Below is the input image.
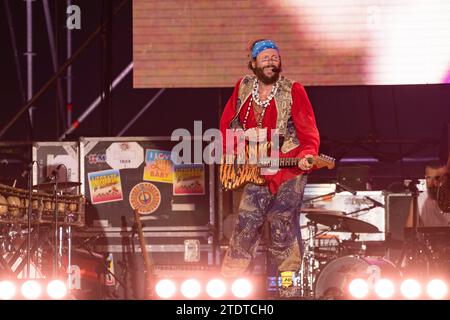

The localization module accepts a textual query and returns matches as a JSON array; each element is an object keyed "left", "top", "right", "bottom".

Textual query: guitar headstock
[{"left": 314, "top": 154, "right": 335, "bottom": 169}]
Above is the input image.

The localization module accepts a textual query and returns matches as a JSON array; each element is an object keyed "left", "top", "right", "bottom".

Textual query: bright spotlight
[
  {"left": 0, "top": 281, "right": 17, "bottom": 300},
  {"left": 180, "top": 279, "right": 201, "bottom": 299},
  {"left": 21, "top": 280, "right": 42, "bottom": 300},
  {"left": 47, "top": 280, "right": 68, "bottom": 299},
  {"left": 206, "top": 279, "right": 226, "bottom": 298},
  {"left": 374, "top": 279, "right": 395, "bottom": 299},
  {"left": 348, "top": 278, "right": 369, "bottom": 299},
  {"left": 400, "top": 279, "right": 421, "bottom": 299},
  {"left": 231, "top": 278, "right": 252, "bottom": 298},
  {"left": 426, "top": 279, "right": 448, "bottom": 300},
  {"left": 155, "top": 279, "right": 177, "bottom": 299}
]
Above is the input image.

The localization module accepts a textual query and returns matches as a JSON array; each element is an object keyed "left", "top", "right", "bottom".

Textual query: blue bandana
[{"left": 251, "top": 40, "right": 279, "bottom": 59}]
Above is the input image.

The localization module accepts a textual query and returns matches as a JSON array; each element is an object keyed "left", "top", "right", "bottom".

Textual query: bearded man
[
  {"left": 406, "top": 161, "right": 450, "bottom": 227},
  {"left": 219, "top": 39, "right": 320, "bottom": 297}
]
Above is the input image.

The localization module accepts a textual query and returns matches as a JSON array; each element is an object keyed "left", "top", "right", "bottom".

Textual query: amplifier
[{"left": 384, "top": 192, "right": 411, "bottom": 262}]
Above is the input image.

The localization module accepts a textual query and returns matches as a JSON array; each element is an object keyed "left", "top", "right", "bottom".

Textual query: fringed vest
[{"left": 229, "top": 75, "right": 300, "bottom": 153}]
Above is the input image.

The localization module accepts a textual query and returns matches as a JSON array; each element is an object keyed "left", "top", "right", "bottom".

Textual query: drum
[
  {"left": 0, "top": 183, "right": 85, "bottom": 227},
  {"left": 314, "top": 255, "right": 400, "bottom": 299},
  {"left": 38, "top": 192, "right": 85, "bottom": 227}
]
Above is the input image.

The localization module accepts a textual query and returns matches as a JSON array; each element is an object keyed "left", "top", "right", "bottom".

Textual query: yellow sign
[{"left": 281, "top": 271, "right": 294, "bottom": 288}]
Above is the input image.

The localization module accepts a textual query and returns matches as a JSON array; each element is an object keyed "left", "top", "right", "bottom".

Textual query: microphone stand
[
  {"left": 302, "top": 191, "right": 336, "bottom": 205},
  {"left": 49, "top": 164, "right": 69, "bottom": 279},
  {"left": 303, "top": 181, "right": 357, "bottom": 206},
  {"left": 343, "top": 204, "right": 379, "bottom": 218},
  {"left": 396, "top": 179, "right": 431, "bottom": 275},
  {"left": 50, "top": 172, "right": 59, "bottom": 277},
  {"left": 24, "top": 161, "right": 36, "bottom": 279}
]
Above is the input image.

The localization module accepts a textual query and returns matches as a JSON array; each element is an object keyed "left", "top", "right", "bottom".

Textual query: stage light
[
  {"left": 0, "top": 280, "right": 17, "bottom": 300},
  {"left": 348, "top": 278, "right": 369, "bottom": 299},
  {"left": 47, "top": 280, "right": 68, "bottom": 299},
  {"left": 374, "top": 279, "right": 395, "bottom": 299},
  {"left": 400, "top": 279, "right": 421, "bottom": 299},
  {"left": 206, "top": 279, "right": 226, "bottom": 298},
  {"left": 155, "top": 279, "right": 176, "bottom": 299},
  {"left": 231, "top": 278, "right": 252, "bottom": 298},
  {"left": 426, "top": 279, "right": 448, "bottom": 300},
  {"left": 180, "top": 279, "right": 201, "bottom": 299},
  {"left": 21, "top": 280, "right": 42, "bottom": 300}
]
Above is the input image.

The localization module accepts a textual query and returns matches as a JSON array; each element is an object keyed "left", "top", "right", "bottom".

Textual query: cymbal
[
  {"left": 32, "top": 181, "right": 81, "bottom": 191},
  {"left": 306, "top": 212, "right": 380, "bottom": 234}
]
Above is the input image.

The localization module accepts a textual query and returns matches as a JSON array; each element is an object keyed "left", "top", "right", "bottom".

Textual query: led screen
[{"left": 133, "top": 0, "right": 450, "bottom": 87}]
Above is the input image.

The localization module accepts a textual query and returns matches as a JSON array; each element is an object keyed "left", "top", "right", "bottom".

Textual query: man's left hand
[{"left": 298, "top": 154, "right": 314, "bottom": 170}]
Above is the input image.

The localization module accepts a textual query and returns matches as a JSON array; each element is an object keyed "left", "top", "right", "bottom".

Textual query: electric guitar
[
  {"left": 133, "top": 209, "right": 156, "bottom": 298},
  {"left": 220, "top": 151, "right": 335, "bottom": 191}
]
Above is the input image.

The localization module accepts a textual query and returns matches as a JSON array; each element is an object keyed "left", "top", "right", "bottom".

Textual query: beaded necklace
[{"left": 242, "top": 79, "right": 279, "bottom": 129}]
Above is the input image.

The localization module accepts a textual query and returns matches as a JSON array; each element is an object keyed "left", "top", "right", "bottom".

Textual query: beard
[
  {"left": 427, "top": 186, "right": 438, "bottom": 200},
  {"left": 253, "top": 63, "right": 282, "bottom": 84}
]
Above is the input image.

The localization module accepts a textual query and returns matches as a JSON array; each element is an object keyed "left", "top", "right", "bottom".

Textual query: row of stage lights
[
  {"left": 348, "top": 278, "right": 448, "bottom": 300},
  {"left": 158, "top": 277, "right": 449, "bottom": 300},
  {"left": 155, "top": 278, "right": 254, "bottom": 299},
  {"left": 0, "top": 279, "right": 67, "bottom": 300},
  {"left": 1, "top": 277, "right": 447, "bottom": 300},
  {"left": 0, "top": 277, "right": 256, "bottom": 300}
]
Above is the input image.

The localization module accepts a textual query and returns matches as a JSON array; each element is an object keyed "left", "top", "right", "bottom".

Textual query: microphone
[
  {"left": 271, "top": 66, "right": 281, "bottom": 73},
  {"left": 364, "top": 196, "right": 385, "bottom": 208},
  {"left": 334, "top": 181, "right": 357, "bottom": 195},
  {"left": 21, "top": 160, "right": 36, "bottom": 178}
]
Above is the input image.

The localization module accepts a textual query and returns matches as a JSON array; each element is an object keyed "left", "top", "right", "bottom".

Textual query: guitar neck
[
  {"left": 258, "top": 157, "right": 305, "bottom": 168},
  {"left": 277, "top": 158, "right": 301, "bottom": 167},
  {"left": 270, "top": 158, "right": 301, "bottom": 168}
]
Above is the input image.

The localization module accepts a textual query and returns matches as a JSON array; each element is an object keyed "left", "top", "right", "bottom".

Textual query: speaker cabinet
[{"left": 385, "top": 192, "right": 411, "bottom": 262}]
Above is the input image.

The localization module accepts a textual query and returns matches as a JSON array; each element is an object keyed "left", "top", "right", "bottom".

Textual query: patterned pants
[{"left": 221, "top": 174, "right": 307, "bottom": 277}]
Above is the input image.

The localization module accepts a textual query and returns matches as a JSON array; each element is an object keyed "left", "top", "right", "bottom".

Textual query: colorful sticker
[
  {"left": 87, "top": 153, "right": 107, "bottom": 165},
  {"left": 281, "top": 271, "right": 294, "bottom": 288},
  {"left": 129, "top": 182, "right": 161, "bottom": 215},
  {"left": 173, "top": 164, "right": 205, "bottom": 195},
  {"left": 143, "top": 149, "right": 174, "bottom": 183},
  {"left": 184, "top": 239, "right": 200, "bottom": 262},
  {"left": 104, "top": 253, "right": 116, "bottom": 286},
  {"left": 106, "top": 142, "right": 144, "bottom": 169},
  {"left": 88, "top": 169, "right": 123, "bottom": 204}
]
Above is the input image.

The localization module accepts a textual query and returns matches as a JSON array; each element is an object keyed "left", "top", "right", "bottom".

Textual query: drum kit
[
  {"left": 296, "top": 205, "right": 450, "bottom": 299},
  {"left": 0, "top": 165, "right": 85, "bottom": 283},
  {"left": 298, "top": 207, "right": 389, "bottom": 299}
]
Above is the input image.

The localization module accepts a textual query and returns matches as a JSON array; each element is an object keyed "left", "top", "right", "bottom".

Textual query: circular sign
[{"left": 129, "top": 182, "right": 161, "bottom": 215}]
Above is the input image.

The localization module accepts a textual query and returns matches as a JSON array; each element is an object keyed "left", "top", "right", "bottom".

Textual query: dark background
[{"left": 1, "top": 0, "right": 449, "bottom": 189}]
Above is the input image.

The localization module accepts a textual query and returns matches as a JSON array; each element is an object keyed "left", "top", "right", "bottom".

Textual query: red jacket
[{"left": 220, "top": 78, "right": 320, "bottom": 194}]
